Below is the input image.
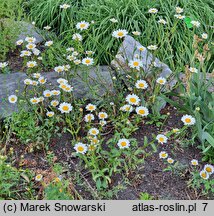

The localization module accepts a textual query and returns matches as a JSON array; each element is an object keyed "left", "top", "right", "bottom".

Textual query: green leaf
[
  {"left": 184, "top": 17, "right": 193, "bottom": 28},
  {"left": 202, "top": 132, "right": 214, "bottom": 149}
]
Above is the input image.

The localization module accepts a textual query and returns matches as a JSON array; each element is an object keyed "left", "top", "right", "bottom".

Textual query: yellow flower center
[
  {"left": 46, "top": 93, "right": 51, "bottom": 97},
  {"left": 85, "top": 59, "right": 91, "bottom": 64},
  {"left": 32, "top": 99, "right": 37, "bottom": 103},
  {"left": 161, "top": 153, "right": 166, "bottom": 157},
  {"left": 80, "top": 23, "right": 86, "bottom": 28},
  {"left": 159, "top": 80, "right": 164, "bottom": 84},
  {"left": 100, "top": 114, "right": 105, "bottom": 118},
  {"left": 133, "top": 61, "right": 139, "bottom": 67},
  {"left": 91, "top": 130, "right": 97, "bottom": 135},
  {"left": 185, "top": 118, "right": 191, "bottom": 123},
  {"left": 117, "top": 32, "right": 124, "bottom": 37},
  {"left": 88, "top": 105, "right": 94, "bottom": 110},
  {"left": 77, "top": 146, "right": 84, "bottom": 152},
  {"left": 205, "top": 167, "right": 212, "bottom": 173},
  {"left": 201, "top": 172, "right": 207, "bottom": 179},
  {"left": 139, "top": 109, "right": 145, "bottom": 115},
  {"left": 11, "top": 98, "right": 15, "bottom": 101},
  {"left": 130, "top": 98, "right": 137, "bottom": 103},
  {"left": 138, "top": 83, "right": 145, "bottom": 88},
  {"left": 62, "top": 106, "right": 69, "bottom": 111},
  {"left": 121, "top": 141, "right": 127, "bottom": 147},
  {"left": 159, "top": 137, "right": 164, "bottom": 142}
]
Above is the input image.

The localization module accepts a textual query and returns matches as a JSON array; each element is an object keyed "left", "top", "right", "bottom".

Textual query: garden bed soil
[{"left": 5, "top": 105, "right": 213, "bottom": 200}]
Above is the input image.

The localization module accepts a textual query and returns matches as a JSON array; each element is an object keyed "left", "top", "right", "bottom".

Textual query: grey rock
[
  {"left": 0, "top": 66, "right": 114, "bottom": 118},
  {"left": 16, "top": 21, "right": 44, "bottom": 44},
  {"left": 111, "top": 35, "right": 173, "bottom": 84}
]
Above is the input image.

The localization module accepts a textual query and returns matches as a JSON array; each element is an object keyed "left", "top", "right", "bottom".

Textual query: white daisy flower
[
  {"left": 137, "top": 46, "right": 146, "bottom": 52},
  {"left": 174, "top": 14, "right": 185, "bottom": 19},
  {"left": 74, "top": 59, "right": 81, "bottom": 65},
  {"left": 16, "top": 39, "right": 23, "bottom": 46},
  {"left": 60, "top": 4, "right": 70, "bottom": 9},
  {"left": 57, "top": 78, "right": 68, "bottom": 84},
  {"left": 204, "top": 164, "right": 214, "bottom": 174},
  {"left": 110, "top": 18, "right": 118, "bottom": 23},
  {"left": 44, "top": 25, "right": 51, "bottom": 30},
  {"left": 32, "top": 81, "right": 38, "bottom": 86},
  {"left": 147, "top": 45, "right": 158, "bottom": 50},
  {"left": 191, "top": 21, "right": 200, "bottom": 28},
  {"left": 189, "top": 67, "right": 198, "bottom": 73},
  {"left": 66, "top": 47, "right": 74, "bottom": 52},
  {"left": 191, "top": 159, "right": 198, "bottom": 166},
  {"left": 30, "top": 97, "right": 40, "bottom": 104},
  {"left": 32, "top": 48, "right": 40, "bottom": 56},
  {"left": 38, "top": 77, "right": 47, "bottom": 84},
  {"left": 0, "top": 62, "right": 8, "bottom": 68},
  {"left": 159, "top": 151, "right": 168, "bottom": 159},
  {"left": 132, "top": 31, "right": 141, "bottom": 36},
  {"left": 46, "top": 111, "right": 54, "bottom": 117},
  {"left": 51, "top": 100, "right": 59, "bottom": 107},
  {"left": 167, "top": 158, "right": 174, "bottom": 164},
  {"left": 58, "top": 102, "right": 73, "bottom": 113},
  {"left": 100, "top": 120, "right": 107, "bottom": 126},
  {"left": 175, "top": 7, "right": 183, "bottom": 13},
  {"left": 8, "top": 95, "right": 17, "bottom": 104},
  {"left": 24, "top": 78, "right": 33, "bottom": 85},
  {"left": 156, "top": 134, "right": 168, "bottom": 144},
  {"left": 51, "top": 90, "right": 60, "bottom": 96},
  {"left": 135, "top": 80, "right": 148, "bottom": 89},
  {"left": 88, "top": 128, "right": 99, "bottom": 136},
  {"left": 43, "top": 90, "right": 52, "bottom": 97},
  {"left": 201, "top": 33, "right": 208, "bottom": 39},
  {"left": 84, "top": 114, "right": 95, "bottom": 122},
  {"left": 63, "top": 84, "right": 73, "bottom": 92},
  {"left": 148, "top": 8, "right": 158, "bottom": 14},
  {"left": 25, "top": 37, "right": 36, "bottom": 43},
  {"left": 76, "top": 21, "right": 90, "bottom": 31},
  {"left": 98, "top": 112, "right": 108, "bottom": 119},
  {"left": 120, "top": 104, "right": 133, "bottom": 112},
  {"left": 35, "top": 174, "right": 43, "bottom": 182},
  {"left": 200, "top": 170, "right": 209, "bottom": 180},
  {"left": 27, "top": 61, "right": 37, "bottom": 68},
  {"left": 181, "top": 115, "right": 196, "bottom": 126},
  {"left": 72, "top": 33, "right": 83, "bottom": 41},
  {"left": 54, "top": 66, "right": 64, "bottom": 73},
  {"left": 136, "top": 106, "right": 149, "bottom": 117},
  {"left": 112, "top": 29, "right": 128, "bottom": 38},
  {"left": 82, "top": 57, "right": 94, "bottom": 66},
  {"left": 117, "top": 138, "right": 130, "bottom": 149},
  {"left": 85, "top": 103, "right": 97, "bottom": 112},
  {"left": 128, "top": 59, "right": 143, "bottom": 70},
  {"left": 86, "top": 50, "right": 95, "bottom": 55},
  {"left": 20, "top": 50, "right": 32, "bottom": 57},
  {"left": 74, "top": 142, "right": 88, "bottom": 154},
  {"left": 156, "top": 77, "right": 166, "bottom": 85},
  {"left": 126, "top": 94, "right": 140, "bottom": 105},
  {"left": 45, "top": 41, "right": 53, "bottom": 47},
  {"left": 158, "top": 19, "right": 167, "bottom": 25},
  {"left": 26, "top": 43, "right": 36, "bottom": 50}
]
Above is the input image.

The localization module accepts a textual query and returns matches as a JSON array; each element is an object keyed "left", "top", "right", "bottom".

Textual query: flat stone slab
[
  {"left": 0, "top": 66, "right": 114, "bottom": 118},
  {"left": 16, "top": 21, "right": 44, "bottom": 44}
]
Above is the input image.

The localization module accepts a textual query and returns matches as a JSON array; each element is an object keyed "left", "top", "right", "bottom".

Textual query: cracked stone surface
[{"left": 0, "top": 66, "right": 114, "bottom": 118}]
